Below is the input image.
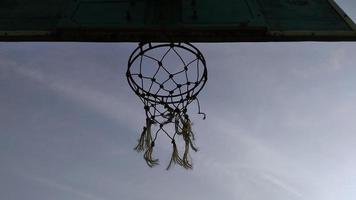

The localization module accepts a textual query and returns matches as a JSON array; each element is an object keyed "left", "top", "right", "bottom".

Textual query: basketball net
[{"left": 126, "top": 42, "right": 207, "bottom": 169}]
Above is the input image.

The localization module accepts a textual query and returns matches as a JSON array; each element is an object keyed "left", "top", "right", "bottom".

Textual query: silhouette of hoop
[{"left": 126, "top": 42, "right": 208, "bottom": 169}]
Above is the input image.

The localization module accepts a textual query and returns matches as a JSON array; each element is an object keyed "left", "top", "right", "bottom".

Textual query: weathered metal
[{"left": 1, "top": 0, "right": 355, "bottom": 42}]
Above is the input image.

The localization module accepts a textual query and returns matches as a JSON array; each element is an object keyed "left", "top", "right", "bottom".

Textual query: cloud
[
  {"left": 330, "top": 47, "right": 347, "bottom": 71},
  {"left": 260, "top": 173, "right": 304, "bottom": 199},
  {"left": 16, "top": 172, "right": 109, "bottom": 200},
  {"left": 6, "top": 64, "right": 142, "bottom": 129},
  {"left": 194, "top": 115, "right": 312, "bottom": 199},
  {"left": 2, "top": 42, "right": 356, "bottom": 200}
]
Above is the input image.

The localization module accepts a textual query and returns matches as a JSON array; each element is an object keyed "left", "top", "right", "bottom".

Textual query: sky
[{"left": 1, "top": 1, "right": 356, "bottom": 200}]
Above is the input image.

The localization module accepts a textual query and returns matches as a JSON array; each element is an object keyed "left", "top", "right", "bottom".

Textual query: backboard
[{"left": 1, "top": 0, "right": 356, "bottom": 42}]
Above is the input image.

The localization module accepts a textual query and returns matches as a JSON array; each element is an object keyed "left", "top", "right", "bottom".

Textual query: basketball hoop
[{"left": 126, "top": 42, "right": 208, "bottom": 169}]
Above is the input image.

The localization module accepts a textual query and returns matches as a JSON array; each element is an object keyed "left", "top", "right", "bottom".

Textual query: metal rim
[{"left": 126, "top": 42, "right": 207, "bottom": 104}]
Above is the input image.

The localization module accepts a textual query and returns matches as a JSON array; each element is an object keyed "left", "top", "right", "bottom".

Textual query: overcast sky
[{"left": 1, "top": 1, "right": 356, "bottom": 200}]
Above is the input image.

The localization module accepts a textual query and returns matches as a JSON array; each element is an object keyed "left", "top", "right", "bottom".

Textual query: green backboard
[{"left": 1, "top": 0, "right": 355, "bottom": 42}]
